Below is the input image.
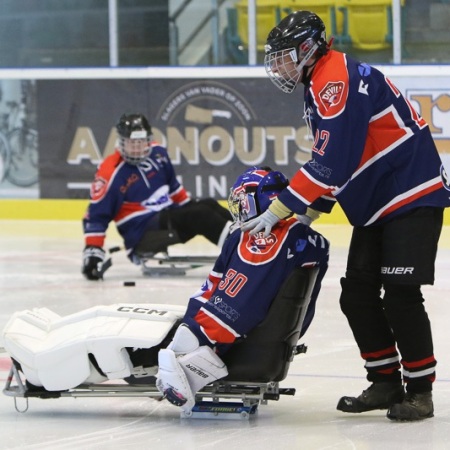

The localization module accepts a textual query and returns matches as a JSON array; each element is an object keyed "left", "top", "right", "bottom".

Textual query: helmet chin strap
[
  {"left": 294, "top": 42, "right": 319, "bottom": 85},
  {"left": 300, "top": 38, "right": 332, "bottom": 84}
]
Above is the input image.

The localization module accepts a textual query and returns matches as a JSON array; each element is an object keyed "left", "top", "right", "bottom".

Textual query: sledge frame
[
  {"left": 3, "top": 362, "right": 296, "bottom": 420},
  {"left": 139, "top": 252, "right": 217, "bottom": 277},
  {"left": 107, "top": 239, "right": 218, "bottom": 277},
  {"left": 2, "top": 265, "right": 318, "bottom": 419}
]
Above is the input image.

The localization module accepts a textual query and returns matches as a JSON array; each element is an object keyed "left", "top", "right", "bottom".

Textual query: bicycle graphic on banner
[{"left": 0, "top": 81, "right": 38, "bottom": 188}]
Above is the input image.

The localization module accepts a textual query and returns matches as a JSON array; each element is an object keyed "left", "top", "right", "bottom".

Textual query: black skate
[
  {"left": 387, "top": 392, "right": 434, "bottom": 421},
  {"left": 337, "top": 382, "right": 405, "bottom": 413}
]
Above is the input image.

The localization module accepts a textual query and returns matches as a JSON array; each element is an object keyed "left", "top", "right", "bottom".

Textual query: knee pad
[
  {"left": 383, "top": 283, "right": 423, "bottom": 300},
  {"left": 134, "top": 229, "right": 181, "bottom": 256},
  {"left": 383, "top": 283, "right": 424, "bottom": 312},
  {"left": 339, "top": 276, "right": 382, "bottom": 315},
  {"left": 168, "top": 324, "right": 200, "bottom": 355}
]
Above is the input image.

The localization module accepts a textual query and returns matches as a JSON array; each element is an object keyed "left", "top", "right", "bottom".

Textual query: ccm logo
[
  {"left": 381, "top": 267, "right": 414, "bottom": 275},
  {"left": 117, "top": 306, "right": 167, "bottom": 315}
]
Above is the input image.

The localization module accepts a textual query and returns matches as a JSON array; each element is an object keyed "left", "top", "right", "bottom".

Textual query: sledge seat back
[{"left": 222, "top": 266, "right": 319, "bottom": 382}]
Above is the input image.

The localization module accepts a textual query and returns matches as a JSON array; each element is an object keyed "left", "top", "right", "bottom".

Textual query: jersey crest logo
[
  {"left": 91, "top": 177, "right": 107, "bottom": 201},
  {"left": 319, "top": 81, "right": 345, "bottom": 110},
  {"left": 238, "top": 225, "right": 291, "bottom": 265},
  {"left": 237, "top": 231, "right": 279, "bottom": 264},
  {"left": 247, "top": 232, "right": 277, "bottom": 254}
]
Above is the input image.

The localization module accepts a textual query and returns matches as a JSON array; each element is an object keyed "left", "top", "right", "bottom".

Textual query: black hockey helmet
[
  {"left": 115, "top": 113, "right": 152, "bottom": 164},
  {"left": 264, "top": 11, "right": 329, "bottom": 93},
  {"left": 116, "top": 113, "right": 152, "bottom": 139},
  {"left": 265, "top": 10, "right": 328, "bottom": 55}
]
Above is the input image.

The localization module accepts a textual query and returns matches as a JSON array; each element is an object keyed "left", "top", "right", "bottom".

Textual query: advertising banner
[
  {"left": 1, "top": 71, "right": 449, "bottom": 201},
  {"left": 37, "top": 78, "right": 312, "bottom": 200}
]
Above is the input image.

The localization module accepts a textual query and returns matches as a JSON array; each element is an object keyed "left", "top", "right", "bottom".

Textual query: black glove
[{"left": 82, "top": 246, "right": 106, "bottom": 280}]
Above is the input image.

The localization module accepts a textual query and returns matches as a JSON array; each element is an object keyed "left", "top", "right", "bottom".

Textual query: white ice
[{"left": 1, "top": 220, "right": 450, "bottom": 450}]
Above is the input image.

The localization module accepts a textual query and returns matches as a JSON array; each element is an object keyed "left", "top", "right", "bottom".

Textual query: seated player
[
  {"left": 82, "top": 113, "right": 232, "bottom": 280},
  {"left": 156, "top": 166, "right": 330, "bottom": 412}
]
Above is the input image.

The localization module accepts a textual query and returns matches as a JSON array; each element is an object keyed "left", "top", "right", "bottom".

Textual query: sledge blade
[{"left": 181, "top": 401, "right": 258, "bottom": 420}]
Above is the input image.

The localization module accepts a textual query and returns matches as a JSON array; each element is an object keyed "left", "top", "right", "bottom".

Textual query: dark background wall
[{"left": 0, "top": 0, "right": 170, "bottom": 67}]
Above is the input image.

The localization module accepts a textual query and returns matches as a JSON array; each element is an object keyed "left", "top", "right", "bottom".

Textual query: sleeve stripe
[
  {"left": 195, "top": 308, "right": 240, "bottom": 344},
  {"left": 289, "top": 168, "right": 334, "bottom": 203}
]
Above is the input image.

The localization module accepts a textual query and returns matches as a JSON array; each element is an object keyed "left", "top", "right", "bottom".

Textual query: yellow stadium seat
[
  {"left": 235, "top": 0, "right": 281, "bottom": 51},
  {"left": 234, "top": 0, "right": 338, "bottom": 51},
  {"left": 279, "top": 0, "right": 339, "bottom": 38},
  {"left": 338, "top": 0, "right": 404, "bottom": 50}
]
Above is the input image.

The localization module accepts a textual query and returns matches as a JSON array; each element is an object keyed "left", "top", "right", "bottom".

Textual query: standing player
[
  {"left": 242, "top": 11, "right": 450, "bottom": 420},
  {"left": 82, "top": 113, "right": 232, "bottom": 280},
  {"left": 156, "top": 166, "right": 329, "bottom": 412}
]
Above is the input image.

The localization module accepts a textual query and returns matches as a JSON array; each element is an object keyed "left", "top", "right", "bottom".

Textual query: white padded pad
[{"left": 2, "top": 303, "right": 185, "bottom": 391}]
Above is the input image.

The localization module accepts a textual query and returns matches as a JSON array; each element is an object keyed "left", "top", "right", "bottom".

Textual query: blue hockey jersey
[
  {"left": 277, "top": 50, "right": 450, "bottom": 226},
  {"left": 83, "top": 145, "right": 190, "bottom": 252},
  {"left": 182, "top": 218, "right": 329, "bottom": 350}
]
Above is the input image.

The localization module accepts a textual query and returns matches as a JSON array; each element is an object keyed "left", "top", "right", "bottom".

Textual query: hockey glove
[
  {"left": 241, "top": 198, "right": 292, "bottom": 237},
  {"left": 82, "top": 246, "right": 106, "bottom": 280},
  {"left": 240, "top": 209, "right": 280, "bottom": 237}
]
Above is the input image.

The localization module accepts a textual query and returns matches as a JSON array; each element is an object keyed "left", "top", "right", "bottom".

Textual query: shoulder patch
[
  {"left": 311, "top": 51, "right": 349, "bottom": 119},
  {"left": 90, "top": 177, "right": 108, "bottom": 201},
  {"left": 319, "top": 81, "right": 345, "bottom": 111}
]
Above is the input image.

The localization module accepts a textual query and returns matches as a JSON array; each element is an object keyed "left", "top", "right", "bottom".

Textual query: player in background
[
  {"left": 156, "top": 166, "right": 329, "bottom": 412},
  {"left": 242, "top": 11, "right": 450, "bottom": 421},
  {"left": 82, "top": 113, "right": 232, "bottom": 280}
]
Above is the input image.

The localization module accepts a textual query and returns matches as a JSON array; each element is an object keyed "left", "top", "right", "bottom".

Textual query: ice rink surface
[{"left": 1, "top": 220, "right": 450, "bottom": 450}]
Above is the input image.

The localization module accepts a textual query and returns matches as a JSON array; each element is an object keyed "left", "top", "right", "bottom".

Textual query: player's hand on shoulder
[{"left": 240, "top": 209, "right": 280, "bottom": 237}]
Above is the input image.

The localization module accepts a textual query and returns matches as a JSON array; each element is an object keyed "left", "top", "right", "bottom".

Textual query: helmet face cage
[
  {"left": 116, "top": 114, "right": 153, "bottom": 165},
  {"left": 228, "top": 168, "right": 289, "bottom": 225},
  {"left": 264, "top": 47, "right": 299, "bottom": 94},
  {"left": 228, "top": 183, "right": 259, "bottom": 224},
  {"left": 119, "top": 133, "right": 152, "bottom": 165},
  {"left": 265, "top": 38, "right": 320, "bottom": 94}
]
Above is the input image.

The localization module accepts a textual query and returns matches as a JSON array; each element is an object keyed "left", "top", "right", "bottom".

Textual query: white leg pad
[
  {"left": 157, "top": 346, "right": 228, "bottom": 413},
  {"left": 178, "top": 346, "right": 228, "bottom": 394},
  {"left": 157, "top": 348, "right": 195, "bottom": 411}
]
